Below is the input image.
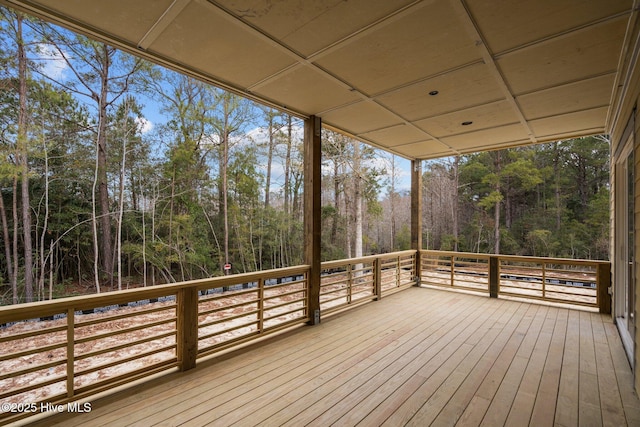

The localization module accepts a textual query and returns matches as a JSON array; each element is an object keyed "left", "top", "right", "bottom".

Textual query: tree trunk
[
  {"left": 38, "top": 125, "right": 50, "bottom": 300},
  {"left": 265, "top": 111, "right": 274, "bottom": 209},
  {"left": 12, "top": 176, "right": 19, "bottom": 300},
  {"left": 16, "top": 14, "right": 34, "bottom": 302},
  {"left": 353, "top": 141, "right": 363, "bottom": 259},
  {"left": 0, "top": 189, "right": 15, "bottom": 303},
  {"left": 140, "top": 173, "right": 147, "bottom": 287},
  {"left": 390, "top": 156, "right": 396, "bottom": 250},
  {"left": 284, "top": 115, "right": 292, "bottom": 216},
  {"left": 97, "top": 45, "right": 114, "bottom": 285},
  {"left": 116, "top": 106, "right": 127, "bottom": 290},
  {"left": 91, "top": 124, "right": 102, "bottom": 294},
  {"left": 331, "top": 159, "right": 340, "bottom": 246}
]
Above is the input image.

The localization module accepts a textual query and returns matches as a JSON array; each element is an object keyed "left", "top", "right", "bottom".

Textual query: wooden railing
[
  {"left": 0, "top": 249, "right": 610, "bottom": 424},
  {"left": 420, "top": 250, "right": 611, "bottom": 312},
  {"left": 0, "top": 266, "right": 309, "bottom": 424},
  {"left": 319, "top": 250, "right": 417, "bottom": 315}
]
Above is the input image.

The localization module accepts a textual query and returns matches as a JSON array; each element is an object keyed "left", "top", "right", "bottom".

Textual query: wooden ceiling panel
[
  {"left": 517, "top": 74, "right": 615, "bottom": 120},
  {"left": 150, "top": 1, "right": 297, "bottom": 88},
  {"left": 466, "top": 0, "right": 631, "bottom": 54},
  {"left": 253, "top": 65, "right": 360, "bottom": 116},
  {"left": 320, "top": 101, "right": 403, "bottom": 135},
  {"left": 529, "top": 106, "right": 609, "bottom": 139},
  {"left": 376, "top": 63, "right": 505, "bottom": 122},
  {"left": 389, "top": 140, "right": 454, "bottom": 160},
  {"left": 32, "top": 0, "right": 174, "bottom": 43},
  {"left": 415, "top": 100, "right": 520, "bottom": 138},
  {"left": 214, "top": 0, "right": 417, "bottom": 57},
  {"left": 360, "top": 124, "right": 433, "bottom": 148},
  {"left": 497, "top": 18, "right": 626, "bottom": 95},
  {"left": 315, "top": 1, "right": 481, "bottom": 95},
  {"left": 441, "top": 124, "right": 530, "bottom": 151}
]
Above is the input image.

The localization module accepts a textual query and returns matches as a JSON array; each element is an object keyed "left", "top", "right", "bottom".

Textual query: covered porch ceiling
[{"left": 1, "top": 0, "right": 635, "bottom": 160}]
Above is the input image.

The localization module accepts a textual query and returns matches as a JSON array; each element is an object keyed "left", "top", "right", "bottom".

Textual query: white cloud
[
  {"left": 35, "top": 44, "right": 68, "bottom": 80},
  {"left": 135, "top": 117, "right": 153, "bottom": 134}
]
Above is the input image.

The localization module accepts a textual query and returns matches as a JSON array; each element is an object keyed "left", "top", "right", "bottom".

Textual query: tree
[
  {"left": 141, "top": 68, "right": 217, "bottom": 282},
  {"left": 0, "top": 10, "right": 36, "bottom": 302},
  {"left": 39, "top": 25, "right": 143, "bottom": 290},
  {"left": 260, "top": 107, "right": 285, "bottom": 210},
  {"left": 212, "top": 91, "right": 254, "bottom": 274},
  {"left": 321, "top": 130, "right": 385, "bottom": 260}
]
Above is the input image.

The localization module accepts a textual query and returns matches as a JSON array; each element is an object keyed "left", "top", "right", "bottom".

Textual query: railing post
[
  {"left": 347, "top": 263, "right": 352, "bottom": 304},
  {"left": 374, "top": 257, "right": 382, "bottom": 300},
  {"left": 258, "top": 278, "right": 265, "bottom": 333},
  {"left": 177, "top": 287, "right": 198, "bottom": 371},
  {"left": 489, "top": 256, "right": 499, "bottom": 298},
  {"left": 414, "top": 250, "right": 421, "bottom": 286},
  {"left": 542, "top": 263, "right": 546, "bottom": 300},
  {"left": 450, "top": 256, "right": 455, "bottom": 287},
  {"left": 597, "top": 262, "right": 612, "bottom": 314},
  {"left": 67, "top": 307, "right": 75, "bottom": 398}
]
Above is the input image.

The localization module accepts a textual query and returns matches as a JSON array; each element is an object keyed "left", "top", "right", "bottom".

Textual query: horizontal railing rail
[
  {"left": 320, "top": 250, "right": 417, "bottom": 314},
  {"left": 420, "top": 250, "right": 491, "bottom": 294},
  {"left": 0, "top": 265, "right": 310, "bottom": 424},
  {"left": 420, "top": 250, "right": 611, "bottom": 312}
]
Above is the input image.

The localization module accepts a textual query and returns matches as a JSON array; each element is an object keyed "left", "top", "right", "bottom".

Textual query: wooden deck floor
[{"left": 25, "top": 287, "right": 640, "bottom": 427}]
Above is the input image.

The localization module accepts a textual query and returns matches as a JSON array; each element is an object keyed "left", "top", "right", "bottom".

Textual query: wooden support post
[
  {"left": 489, "top": 256, "right": 499, "bottom": 298},
  {"left": 542, "top": 263, "right": 546, "bottom": 299},
  {"left": 347, "top": 263, "right": 352, "bottom": 304},
  {"left": 374, "top": 257, "right": 382, "bottom": 300},
  {"left": 450, "top": 256, "right": 455, "bottom": 287},
  {"left": 258, "top": 278, "right": 265, "bottom": 333},
  {"left": 597, "top": 262, "right": 612, "bottom": 314},
  {"left": 177, "top": 287, "right": 198, "bottom": 371},
  {"left": 67, "top": 307, "right": 75, "bottom": 398},
  {"left": 411, "top": 160, "right": 422, "bottom": 285},
  {"left": 305, "top": 115, "right": 322, "bottom": 325}
]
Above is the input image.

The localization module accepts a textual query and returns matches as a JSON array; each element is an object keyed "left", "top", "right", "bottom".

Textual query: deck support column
[
  {"left": 597, "top": 262, "right": 612, "bottom": 314},
  {"left": 489, "top": 256, "right": 499, "bottom": 298},
  {"left": 411, "top": 160, "right": 422, "bottom": 285},
  {"left": 177, "top": 287, "right": 198, "bottom": 371},
  {"left": 305, "top": 115, "right": 322, "bottom": 325}
]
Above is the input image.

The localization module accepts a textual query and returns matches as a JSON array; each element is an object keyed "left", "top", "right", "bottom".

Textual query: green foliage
[
  {"left": 479, "top": 190, "right": 503, "bottom": 210},
  {"left": 445, "top": 137, "right": 610, "bottom": 258},
  {"left": 396, "top": 224, "right": 411, "bottom": 251}
]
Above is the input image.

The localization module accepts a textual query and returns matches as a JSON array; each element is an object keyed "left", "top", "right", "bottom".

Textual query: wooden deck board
[
  {"left": 24, "top": 287, "right": 640, "bottom": 427},
  {"left": 529, "top": 308, "right": 567, "bottom": 426}
]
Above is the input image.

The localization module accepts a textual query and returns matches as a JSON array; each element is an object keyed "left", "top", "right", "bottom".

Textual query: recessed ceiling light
[
  {"left": 462, "top": 121, "right": 473, "bottom": 126},
  {"left": 429, "top": 90, "right": 439, "bottom": 96}
]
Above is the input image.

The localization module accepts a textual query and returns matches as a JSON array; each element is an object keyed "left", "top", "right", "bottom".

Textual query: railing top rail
[
  {"left": 321, "top": 250, "right": 417, "bottom": 269},
  {"left": 0, "top": 265, "right": 311, "bottom": 324},
  {"left": 420, "top": 249, "right": 609, "bottom": 266},
  {"left": 421, "top": 250, "right": 491, "bottom": 260}
]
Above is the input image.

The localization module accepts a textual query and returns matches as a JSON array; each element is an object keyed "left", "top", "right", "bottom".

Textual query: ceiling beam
[
  {"left": 452, "top": 0, "right": 537, "bottom": 144},
  {"left": 137, "top": 0, "right": 192, "bottom": 50}
]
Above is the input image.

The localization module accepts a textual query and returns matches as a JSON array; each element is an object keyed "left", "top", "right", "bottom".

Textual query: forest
[{"left": 0, "top": 7, "right": 610, "bottom": 305}]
